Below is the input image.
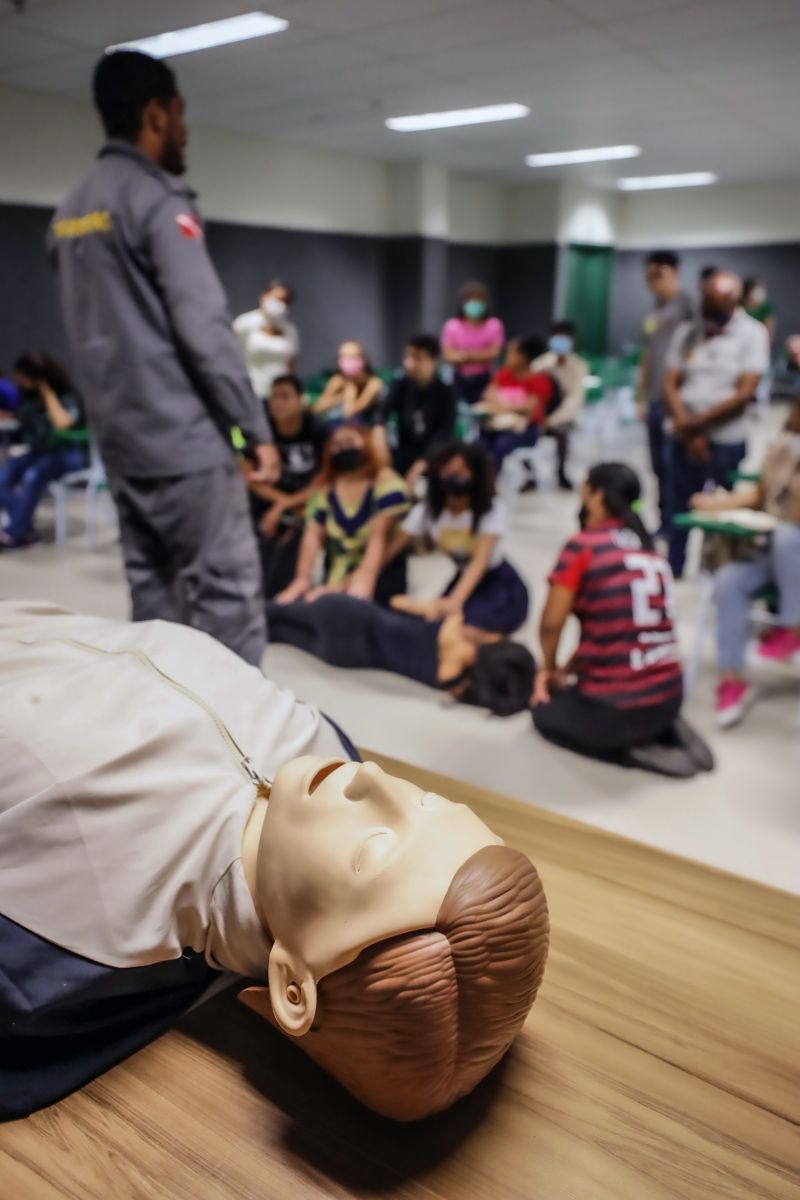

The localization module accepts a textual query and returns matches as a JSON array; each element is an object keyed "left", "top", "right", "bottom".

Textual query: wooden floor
[{"left": 2, "top": 751, "right": 799, "bottom": 1199}]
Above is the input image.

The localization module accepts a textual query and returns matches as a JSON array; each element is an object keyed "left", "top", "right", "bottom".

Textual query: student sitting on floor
[
  {"left": 531, "top": 462, "right": 712, "bottom": 777},
  {"left": 314, "top": 340, "right": 385, "bottom": 426},
  {"left": 245, "top": 374, "right": 328, "bottom": 598},
  {"left": 386, "top": 441, "right": 529, "bottom": 635},
  {"left": 380, "top": 333, "right": 457, "bottom": 485},
  {"left": 275, "top": 421, "right": 410, "bottom": 606},
  {"left": 691, "top": 395, "right": 800, "bottom": 728},
  {"left": 478, "top": 336, "right": 560, "bottom": 479},
  {"left": 0, "top": 352, "right": 86, "bottom": 549},
  {"left": 267, "top": 593, "right": 535, "bottom": 716}
]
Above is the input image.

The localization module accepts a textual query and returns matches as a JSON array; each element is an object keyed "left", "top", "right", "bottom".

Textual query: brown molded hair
[{"left": 290, "top": 845, "right": 549, "bottom": 1121}]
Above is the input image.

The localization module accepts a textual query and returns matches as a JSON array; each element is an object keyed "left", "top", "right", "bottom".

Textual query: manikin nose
[{"left": 344, "top": 762, "right": 408, "bottom": 816}]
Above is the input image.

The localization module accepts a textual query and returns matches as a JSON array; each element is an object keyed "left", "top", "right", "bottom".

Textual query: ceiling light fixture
[
  {"left": 386, "top": 102, "right": 530, "bottom": 132},
  {"left": 107, "top": 12, "right": 289, "bottom": 59},
  {"left": 526, "top": 145, "right": 641, "bottom": 167},
  {"left": 617, "top": 172, "right": 717, "bottom": 191}
]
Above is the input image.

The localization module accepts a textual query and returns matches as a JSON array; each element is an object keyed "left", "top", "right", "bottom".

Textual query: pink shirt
[{"left": 441, "top": 316, "right": 505, "bottom": 376}]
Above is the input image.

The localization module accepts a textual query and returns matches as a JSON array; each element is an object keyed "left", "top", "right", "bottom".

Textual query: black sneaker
[{"left": 519, "top": 477, "right": 538, "bottom": 493}]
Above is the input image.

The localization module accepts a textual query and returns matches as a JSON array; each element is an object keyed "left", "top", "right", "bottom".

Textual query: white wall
[
  {"left": 500, "top": 182, "right": 560, "bottom": 244},
  {"left": 617, "top": 180, "right": 800, "bottom": 249},
  {"left": 556, "top": 182, "right": 619, "bottom": 247},
  {"left": 0, "top": 83, "right": 392, "bottom": 236}
]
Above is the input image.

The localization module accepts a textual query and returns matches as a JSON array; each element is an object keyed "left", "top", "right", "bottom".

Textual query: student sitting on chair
[
  {"left": 531, "top": 462, "right": 712, "bottom": 777},
  {"left": 477, "top": 337, "right": 560, "bottom": 479},
  {"left": 314, "top": 340, "right": 385, "bottom": 427},
  {"left": 386, "top": 441, "right": 528, "bottom": 636},
  {"left": 691, "top": 395, "right": 800, "bottom": 727},
  {"left": 380, "top": 333, "right": 457, "bottom": 485},
  {"left": 245, "top": 374, "right": 328, "bottom": 598},
  {"left": 268, "top": 593, "right": 535, "bottom": 716},
  {"left": 531, "top": 320, "right": 588, "bottom": 491},
  {"left": 275, "top": 421, "right": 410, "bottom": 607},
  {"left": 0, "top": 352, "right": 86, "bottom": 549}
]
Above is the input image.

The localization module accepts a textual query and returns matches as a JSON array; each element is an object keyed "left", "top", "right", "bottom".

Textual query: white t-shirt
[
  {"left": 233, "top": 308, "right": 300, "bottom": 399},
  {"left": 403, "top": 497, "right": 507, "bottom": 568},
  {"left": 664, "top": 308, "right": 769, "bottom": 445},
  {"left": 0, "top": 602, "right": 345, "bottom": 976}
]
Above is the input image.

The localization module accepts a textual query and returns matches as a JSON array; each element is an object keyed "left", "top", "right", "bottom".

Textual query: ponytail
[{"left": 586, "top": 462, "right": 653, "bottom": 551}]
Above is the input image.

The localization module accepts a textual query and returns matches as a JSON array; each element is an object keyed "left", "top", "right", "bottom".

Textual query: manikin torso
[{"left": 0, "top": 600, "right": 344, "bottom": 975}]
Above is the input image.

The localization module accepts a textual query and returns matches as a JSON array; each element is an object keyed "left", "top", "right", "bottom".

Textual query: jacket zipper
[{"left": 10, "top": 636, "right": 271, "bottom": 797}]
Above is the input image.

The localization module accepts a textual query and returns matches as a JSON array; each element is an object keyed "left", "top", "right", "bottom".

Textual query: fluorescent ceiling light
[
  {"left": 107, "top": 12, "right": 288, "bottom": 59},
  {"left": 617, "top": 172, "right": 717, "bottom": 191},
  {"left": 386, "top": 103, "right": 529, "bottom": 133},
  {"left": 526, "top": 145, "right": 641, "bottom": 167}
]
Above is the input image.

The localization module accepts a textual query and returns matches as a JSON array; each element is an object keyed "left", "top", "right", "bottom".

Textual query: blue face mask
[
  {"left": 549, "top": 334, "right": 573, "bottom": 356},
  {"left": 463, "top": 299, "right": 487, "bottom": 320}
]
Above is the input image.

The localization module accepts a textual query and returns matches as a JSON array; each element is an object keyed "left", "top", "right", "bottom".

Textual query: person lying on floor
[
  {"left": 691, "top": 393, "right": 800, "bottom": 728},
  {"left": 267, "top": 592, "right": 535, "bottom": 716},
  {"left": 275, "top": 421, "right": 410, "bottom": 606},
  {"left": 384, "top": 440, "right": 529, "bottom": 635},
  {"left": 530, "top": 462, "right": 712, "bottom": 777},
  {"left": 0, "top": 600, "right": 547, "bottom": 1122}
]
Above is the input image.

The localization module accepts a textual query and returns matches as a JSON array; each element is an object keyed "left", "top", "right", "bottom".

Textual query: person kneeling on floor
[
  {"left": 530, "top": 461, "right": 712, "bottom": 777},
  {"left": 691, "top": 394, "right": 800, "bottom": 728}
]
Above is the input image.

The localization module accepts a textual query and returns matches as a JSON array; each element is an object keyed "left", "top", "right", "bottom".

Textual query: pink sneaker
[
  {"left": 757, "top": 627, "right": 800, "bottom": 665},
  {"left": 716, "top": 679, "right": 755, "bottom": 728}
]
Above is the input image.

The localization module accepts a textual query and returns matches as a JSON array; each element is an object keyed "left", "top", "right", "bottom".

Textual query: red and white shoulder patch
[{"left": 175, "top": 212, "right": 203, "bottom": 239}]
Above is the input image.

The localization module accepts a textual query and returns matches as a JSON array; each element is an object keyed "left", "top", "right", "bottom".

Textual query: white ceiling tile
[{"left": 611, "top": 0, "right": 800, "bottom": 50}]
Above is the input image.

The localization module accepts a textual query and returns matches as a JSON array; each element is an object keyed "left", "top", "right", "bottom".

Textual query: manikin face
[{"left": 257, "top": 757, "right": 501, "bottom": 1035}]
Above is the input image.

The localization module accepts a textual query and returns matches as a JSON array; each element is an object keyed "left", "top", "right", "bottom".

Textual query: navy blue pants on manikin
[{"left": 0, "top": 721, "right": 358, "bottom": 1120}]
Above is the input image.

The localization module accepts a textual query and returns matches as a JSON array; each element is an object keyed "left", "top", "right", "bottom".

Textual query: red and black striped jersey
[{"left": 549, "top": 520, "right": 682, "bottom": 709}]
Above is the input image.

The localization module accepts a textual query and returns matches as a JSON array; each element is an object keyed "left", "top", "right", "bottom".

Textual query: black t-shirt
[
  {"left": 269, "top": 410, "right": 327, "bottom": 494},
  {"left": 382, "top": 375, "right": 457, "bottom": 474}
]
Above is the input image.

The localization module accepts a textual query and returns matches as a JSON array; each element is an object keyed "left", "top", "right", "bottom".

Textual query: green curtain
[{"left": 563, "top": 244, "right": 614, "bottom": 357}]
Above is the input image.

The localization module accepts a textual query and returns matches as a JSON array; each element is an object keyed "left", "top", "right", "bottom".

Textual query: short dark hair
[
  {"left": 405, "top": 333, "right": 440, "bottom": 359},
  {"left": 14, "top": 351, "right": 72, "bottom": 396},
  {"left": 514, "top": 334, "right": 546, "bottom": 362},
  {"left": 93, "top": 51, "right": 178, "bottom": 139},
  {"left": 550, "top": 319, "right": 575, "bottom": 337},
  {"left": 645, "top": 250, "right": 679, "bottom": 270},
  {"left": 270, "top": 373, "right": 304, "bottom": 396},
  {"left": 699, "top": 264, "right": 717, "bottom": 283},
  {"left": 426, "top": 441, "right": 495, "bottom": 532},
  {"left": 262, "top": 279, "right": 295, "bottom": 305},
  {"left": 462, "top": 642, "right": 536, "bottom": 716}
]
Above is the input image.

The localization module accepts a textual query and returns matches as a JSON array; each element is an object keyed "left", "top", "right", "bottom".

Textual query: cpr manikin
[{"left": 0, "top": 601, "right": 548, "bottom": 1122}]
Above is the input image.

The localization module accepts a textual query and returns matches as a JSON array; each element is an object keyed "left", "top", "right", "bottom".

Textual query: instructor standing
[{"left": 50, "top": 51, "right": 279, "bottom": 665}]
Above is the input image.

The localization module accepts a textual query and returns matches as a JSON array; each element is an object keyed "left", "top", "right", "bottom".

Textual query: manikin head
[
  {"left": 242, "top": 757, "right": 549, "bottom": 1120},
  {"left": 93, "top": 51, "right": 188, "bottom": 175}
]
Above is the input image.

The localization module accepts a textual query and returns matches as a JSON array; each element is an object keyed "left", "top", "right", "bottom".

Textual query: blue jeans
[
  {"left": 666, "top": 438, "right": 746, "bottom": 576},
  {"left": 646, "top": 404, "right": 669, "bottom": 529},
  {"left": 0, "top": 447, "right": 86, "bottom": 541},
  {"left": 482, "top": 424, "right": 539, "bottom": 476},
  {"left": 716, "top": 523, "right": 800, "bottom": 672}
]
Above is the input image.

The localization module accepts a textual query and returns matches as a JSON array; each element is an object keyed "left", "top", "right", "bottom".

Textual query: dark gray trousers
[{"left": 109, "top": 460, "right": 266, "bottom": 666}]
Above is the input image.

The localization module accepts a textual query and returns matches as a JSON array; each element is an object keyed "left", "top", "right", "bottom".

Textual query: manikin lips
[{"left": 307, "top": 760, "right": 346, "bottom": 794}]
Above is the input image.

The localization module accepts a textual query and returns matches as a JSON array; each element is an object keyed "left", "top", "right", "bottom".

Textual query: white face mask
[
  {"left": 262, "top": 295, "right": 287, "bottom": 320},
  {"left": 748, "top": 286, "right": 766, "bottom": 306}
]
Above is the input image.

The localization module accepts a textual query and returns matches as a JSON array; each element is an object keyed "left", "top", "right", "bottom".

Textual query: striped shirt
[
  {"left": 307, "top": 470, "right": 410, "bottom": 585},
  {"left": 549, "top": 521, "right": 682, "bottom": 709}
]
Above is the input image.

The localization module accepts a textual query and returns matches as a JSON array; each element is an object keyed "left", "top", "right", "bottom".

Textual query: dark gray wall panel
[
  {"left": 610, "top": 243, "right": 800, "bottom": 352},
  {"left": 496, "top": 243, "right": 559, "bottom": 341},
  {"left": 0, "top": 204, "right": 68, "bottom": 371}
]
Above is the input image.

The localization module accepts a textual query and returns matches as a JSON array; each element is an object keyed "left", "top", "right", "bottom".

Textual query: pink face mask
[{"left": 339, "top": 354, "right": 365, "bottom": 377}]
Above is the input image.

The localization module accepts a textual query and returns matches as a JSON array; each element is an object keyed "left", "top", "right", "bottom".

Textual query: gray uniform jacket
[{"left": 49, "top": 140, "right": 271, "bottom": 479}]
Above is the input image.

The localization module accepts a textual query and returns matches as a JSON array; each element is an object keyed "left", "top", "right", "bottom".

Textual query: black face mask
[
  {"left": 701, "top": 301, "right": 732, "bottom": 328},
  {"left": 331, "top": 447, "right": 364, "bottom": 473},
  {"left": 440, "top": 475, "right": 472, "bottom": 497}
]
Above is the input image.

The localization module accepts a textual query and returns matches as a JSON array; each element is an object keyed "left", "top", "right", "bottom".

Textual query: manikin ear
[{"left": 265, "top": 940, "right": 317, "bottom": 1037}]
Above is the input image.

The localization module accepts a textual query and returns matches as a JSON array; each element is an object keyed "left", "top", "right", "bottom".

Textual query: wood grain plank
[{"left": 1, "top": 753, "right": 798, "bottom": 1199}]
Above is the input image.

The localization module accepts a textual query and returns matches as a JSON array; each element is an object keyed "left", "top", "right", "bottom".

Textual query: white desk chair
[{"left": 49, "top": 439, "right": 116, "bottom": 549}]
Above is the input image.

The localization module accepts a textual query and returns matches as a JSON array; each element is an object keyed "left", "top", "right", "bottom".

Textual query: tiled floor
[{"left": 2, "top": 408, "right": 797, "bottom": 893}]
